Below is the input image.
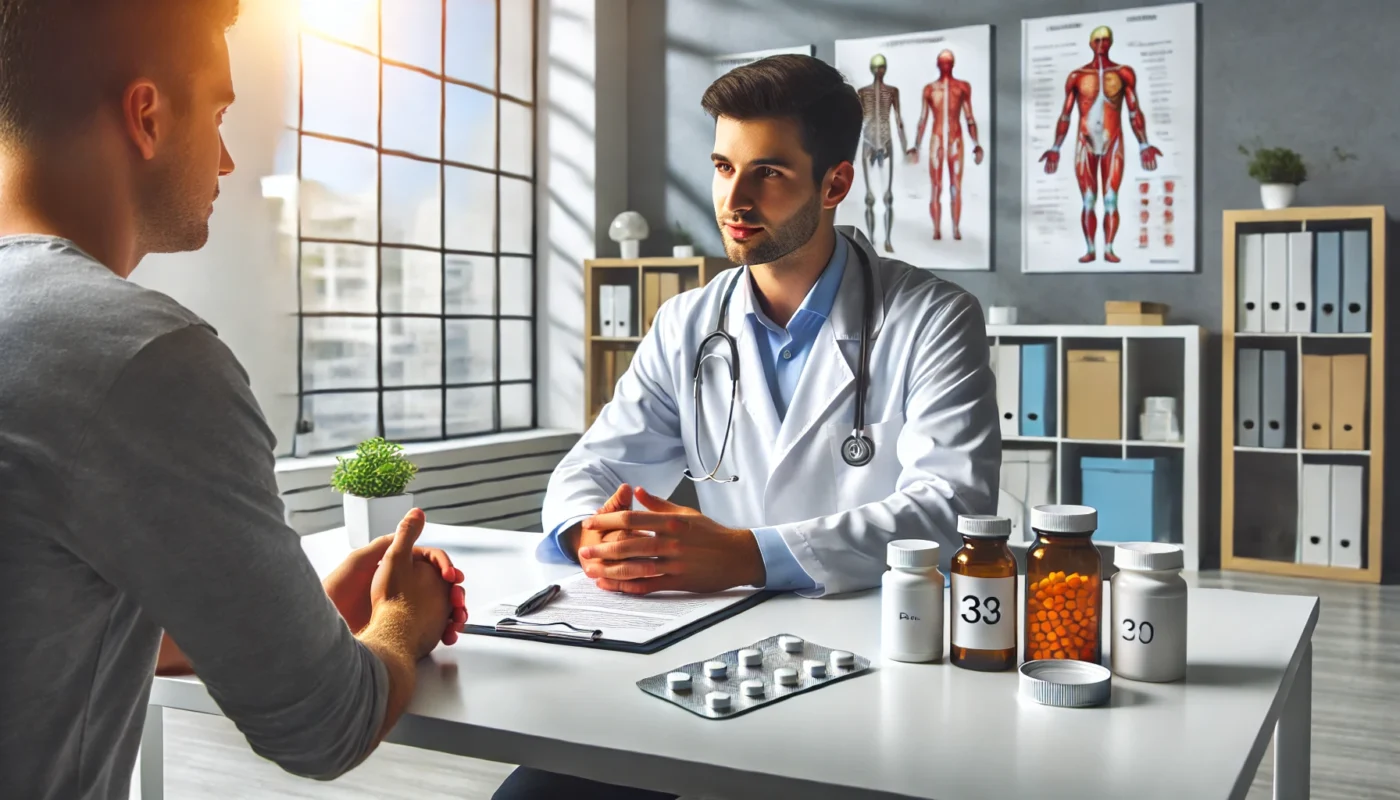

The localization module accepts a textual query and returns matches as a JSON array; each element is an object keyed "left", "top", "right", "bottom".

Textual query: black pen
[{"left": 515, "top": 583, "right": 562, "bottom": 617}]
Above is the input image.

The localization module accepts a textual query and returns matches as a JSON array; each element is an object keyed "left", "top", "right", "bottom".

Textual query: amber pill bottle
[
  {"left": 1024, "top": 505, "right": 1103, "bottom": 664},
  {"left": 950, "top": 515, "right": 1018, "bottom": 671}
]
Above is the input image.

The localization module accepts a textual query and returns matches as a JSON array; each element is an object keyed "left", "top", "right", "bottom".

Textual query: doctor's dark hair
[
  {"left": 702, "top": 54, "right": 863, "bottom": 185},
  {"left": 0, "top": 0, "right": 240, "bottom": 143}
]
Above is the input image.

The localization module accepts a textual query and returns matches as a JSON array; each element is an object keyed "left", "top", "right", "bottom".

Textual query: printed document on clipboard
[{"left": 469, "top": 572, "right": 773, "bottom": 654}]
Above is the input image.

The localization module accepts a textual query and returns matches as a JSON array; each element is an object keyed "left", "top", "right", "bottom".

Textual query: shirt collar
[{"left": 746, "top": 234, "right": 849, "bottom": 334}]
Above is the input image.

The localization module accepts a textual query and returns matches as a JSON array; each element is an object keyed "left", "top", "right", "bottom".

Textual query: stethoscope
[{"left": 683, "top": 235, "right": 875, "bottom": 483}]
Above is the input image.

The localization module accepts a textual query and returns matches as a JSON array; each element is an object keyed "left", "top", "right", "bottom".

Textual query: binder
[
  {"left": 643, "top": 273, "right": 662, "bottom": 334},
  {"left": 1025, "top": 450, "right": 1054, "bottom": 532},
  {"left": 1314, "top": 232, "right": 1341, "bottom": 333},
  {"left": 1341, "top": 230, "right": 1370, "bottom": 333},
  {"left": 1066, "top": 350, "right": 1121, "bottom": 440},
  {"left": 1329, "top": 464, "right": 1364, "bottom": 569},
  {"left": 1261, "top": 350, "right": 1287, "bottom": 448},
  {"left": 1287, "top": 232, "right": 1314, "bottom": 332},
  {"left": 1298, "top": 464, "right": 1331, "bottom": 566},
  {"left": 1330, "top": 354, "right": 1367, "bottom": 450},
  {"left": 1237, "top": 233, "right": 1264, "bottom": 332},
  {"left": 658, "top": 273, "right": 682, "bottom": 306},
  {"left": 1262, "top": 233, "right": 1289, "bottom": 333},
  {"left": 998, "top": 452, "right": 1030, "bottom": 543},
  {"left": 1300, "top": 355, "right": 1331, "bottom": 450},
  {"left": 1236, "top": 348, "right": 1261, "bottom": 447},
  {"left": 994, "top": 344, "right": 1021, "bottom": 438},
  {"left": 599, "top": 285, "right": 615, "bottom": 337},
  {"left": 1019, "top": 343, "right": 1055, "bottom": 437},
  {"left": 613, "top": 284, "right": 634, "bottom": 337}
]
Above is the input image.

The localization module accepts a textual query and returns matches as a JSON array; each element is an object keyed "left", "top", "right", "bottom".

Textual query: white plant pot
[
  {"left": 619, "top": 240, "right": 640, "bottom": 259},
  {"left": 1260, "top": 183, "right": 1296, "bottom": 210},
  {"left": 343, "top": 493, "right": 415, "bottom": 549},
  {"left": 672, "top": 244, "right": 695, "bottom": 258}
]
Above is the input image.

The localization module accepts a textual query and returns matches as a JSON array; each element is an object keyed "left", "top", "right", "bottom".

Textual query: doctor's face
[{"left": 711, "top": 115, "right": 826, "bottom": 267}]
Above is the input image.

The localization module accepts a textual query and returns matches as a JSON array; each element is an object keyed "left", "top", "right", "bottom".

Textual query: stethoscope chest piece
[{"left": 841, "top": 431, "right": 874, "bottom": 467}]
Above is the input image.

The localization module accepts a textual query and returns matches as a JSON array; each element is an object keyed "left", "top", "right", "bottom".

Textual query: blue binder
[
  {"left": 1019, "top": 343, "right": 1055, "bottom": 436},
  {"left": 1341, "top": 230, "right": 1370, "bottom": 333},
  {"left": 1314, "top": 232, "right": 1341, "bottom": 334}
]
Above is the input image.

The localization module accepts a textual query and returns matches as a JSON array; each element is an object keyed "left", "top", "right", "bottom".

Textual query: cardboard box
[
  {"left": 1106, "top": 312, "right": 1166, "bottom": 326},
  {"left": 1066, "top": 349, "right": 1121, "bottom": 441},
  {"left": 1105, "top": 301, "right": 1170, "bottom": 315}
]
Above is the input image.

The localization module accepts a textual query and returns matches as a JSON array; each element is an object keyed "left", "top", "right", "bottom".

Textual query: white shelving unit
[{"left": 987, "top": 324, "right": 1206, "bottom": 571}]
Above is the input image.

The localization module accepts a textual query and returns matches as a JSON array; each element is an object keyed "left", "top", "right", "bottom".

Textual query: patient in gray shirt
[{"left": 0, "top": 237, "right": 389, "bottom": 797}]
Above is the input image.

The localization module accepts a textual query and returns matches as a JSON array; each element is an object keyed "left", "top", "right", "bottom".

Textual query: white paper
[
  {"left": 834, "top": 26, "right": 993, "bottom": 271},
  {"left": 1021, "top": 3, "right": 1197, "bottom": 273},
  {"left": 484, "top": 572, "right": 760, "bottom": 645},
  {"left": 715, "top": 45, "right": 815, "bottom": 77}
]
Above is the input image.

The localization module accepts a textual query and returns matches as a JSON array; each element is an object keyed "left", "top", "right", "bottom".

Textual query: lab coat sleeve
[
  {"left": 751, "top": 526, "right": 819, "bottom": 591},
  {"left": 538, "top": 298, "right": 690, "bottom": 561},
  {"left": 771, "top": 290, "right": 1000, "bottom": 597}
]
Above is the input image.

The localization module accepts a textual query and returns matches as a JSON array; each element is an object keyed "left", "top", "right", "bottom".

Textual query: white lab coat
[{"left": 542, "top": 227, "right": 1000, "bottom": 596}]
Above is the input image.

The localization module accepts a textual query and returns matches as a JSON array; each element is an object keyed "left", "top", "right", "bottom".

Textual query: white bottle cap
[
  {"left": 1019, "top": 660, "right": 1112, "bottom": 707},
  {"left": 738, "top": 648, "right": 762, "bottom": 667},
  {"left": 774, "top": 667, "right": 799, "bottom": 686},
  {"left": 666, "top": 672, "right": 692, "bottom": 692},
  {"left": 957, "top": 514, "right": 1013, "bottom": 538},
  {"left": 741, "top": 679, "right": 764, "bottom": 697},
  {"left": 703, "top": 661, "right": 728, "bottom": 679},
  {"left": 1030, "top": 504, "right": 1098, "bottom": 535},
  {"left": 805, "top": 659, "right": 828, "bottom": 678},
  {"left": 1114, "top": 542, "right": 1184, "bottom": 571},
  {"left": 831, "top": 650, "right": 855, "bottom": 669},
  {"left": 779, "top": 635, "right": 804, "bottom": 653},
  {"left": 887, "top": 539, "right": 940, "bottom": 569},
  {"left": 706, "top": 691, "right": 732, "bottom": 711}
]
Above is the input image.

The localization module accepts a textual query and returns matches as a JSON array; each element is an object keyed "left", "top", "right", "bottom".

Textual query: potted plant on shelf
[
  {"left": 672, "top": 222, "right": 696, "bottom": 258},
  {"left": 1239, "top": 143, "right": 1306, "bottom": 210},
  {"left": 332, "top": 437, "right": 419, "bottom": 547}
]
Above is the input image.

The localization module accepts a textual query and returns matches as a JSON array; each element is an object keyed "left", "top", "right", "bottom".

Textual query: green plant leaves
[{"left": 330, "top": 437, "right": 419, "bottom": 498}]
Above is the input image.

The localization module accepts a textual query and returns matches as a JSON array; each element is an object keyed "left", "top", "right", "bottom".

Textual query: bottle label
[
  {"left": 1111, "top": 587, "right": 1187, "bottom": 680},
  {"left": 951, "top": 574, "right": 1015, "bottom": 651}
]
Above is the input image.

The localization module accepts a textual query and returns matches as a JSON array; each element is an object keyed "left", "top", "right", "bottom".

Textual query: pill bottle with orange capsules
[{"left": 1024, "top": 505, "right": 1102, "bottom": 664}]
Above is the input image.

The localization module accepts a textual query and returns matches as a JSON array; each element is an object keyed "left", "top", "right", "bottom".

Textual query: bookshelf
[
  {"left": 1221, "top": 206, "right": 1387, "bottom": 583},
  {"left": 583, "top": 256, "right": 729, "bottom": 425}
]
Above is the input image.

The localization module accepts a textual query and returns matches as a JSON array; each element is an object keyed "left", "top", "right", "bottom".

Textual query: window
[{"left": 294, "top": 0, "right": 536, "bottom": 455}]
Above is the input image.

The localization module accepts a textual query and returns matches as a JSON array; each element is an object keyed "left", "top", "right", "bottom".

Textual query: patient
[{"left": 0, "top": 2, "right": 465, "bottom": 797}]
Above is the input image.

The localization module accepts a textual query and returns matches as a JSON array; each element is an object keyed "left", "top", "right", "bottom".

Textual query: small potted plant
[
  {"left": 332, "top": 437, "right": 419, "bottom": 547},
  {"left": 1239, "top": 143, "right": 1306, "bottom": 210},
  {"left": 671, "top": 222, "right": 696, "bottom": 258}
]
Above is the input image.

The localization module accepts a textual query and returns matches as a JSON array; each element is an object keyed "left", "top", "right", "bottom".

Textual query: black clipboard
[{"left": 463, "top": 590, "right": 777, "bottom": 654}]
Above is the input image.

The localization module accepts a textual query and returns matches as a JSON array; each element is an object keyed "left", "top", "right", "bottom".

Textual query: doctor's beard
[{"left": 718, "top": 192, "right": 821, "bottom": 268}]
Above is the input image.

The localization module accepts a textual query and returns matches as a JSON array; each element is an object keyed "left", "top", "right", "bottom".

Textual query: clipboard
[{"left": 464, "top": 590, "right": 777, "bottom": 654}]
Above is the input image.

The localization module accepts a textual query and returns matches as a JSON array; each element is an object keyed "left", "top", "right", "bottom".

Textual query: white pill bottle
[
  {"left": 881, "top": 540, "right": 944, "bottom": 663},
  {"left": 1110, "top": 542, "right": 1188, "bottom": 682}
]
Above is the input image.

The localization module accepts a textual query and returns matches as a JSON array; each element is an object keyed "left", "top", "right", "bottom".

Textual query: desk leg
[
  {"left": 1273, "top": 642, "right": 1311, "bottom": 800},
  {"left": 140, "top": 705, "right": 164, "bottom": 800}
]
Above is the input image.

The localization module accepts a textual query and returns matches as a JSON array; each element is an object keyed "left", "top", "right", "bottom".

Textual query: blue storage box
[{"left": 1079, "top": 457, "right": 1173, "bottom": 543}]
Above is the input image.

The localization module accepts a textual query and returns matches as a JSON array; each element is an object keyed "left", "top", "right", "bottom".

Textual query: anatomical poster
[
  {"left": 715, "top": 45, "right": 816, "bottom": 78},
  {"left": 835, "top": 26, "right": 993, "bottom": 271},
  {"left": 1021, "top": 2, "right": 1197, "bottom": 273}
]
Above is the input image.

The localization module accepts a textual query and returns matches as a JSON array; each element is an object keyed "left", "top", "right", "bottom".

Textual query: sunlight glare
[{"left": 301, "top": 0, "right": 379, "bottom": 53}]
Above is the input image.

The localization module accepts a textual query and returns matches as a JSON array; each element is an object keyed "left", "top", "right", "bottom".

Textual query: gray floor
[{"left": 132, "top": 571, "right": 1400, "bottom": 800}]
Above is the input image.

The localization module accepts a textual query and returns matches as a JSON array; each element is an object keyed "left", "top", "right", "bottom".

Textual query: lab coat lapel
[{"left": 727, "top": 270, "right": 782, "bottom": 457}]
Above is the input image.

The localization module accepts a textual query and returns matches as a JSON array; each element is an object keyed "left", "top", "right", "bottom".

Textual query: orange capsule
[
  {"left": 1054, "top": 650, "right": 1066, "bottom": 659},
  {"left": 1037, "top": 610, "right": 1048, "bottom": 622}
]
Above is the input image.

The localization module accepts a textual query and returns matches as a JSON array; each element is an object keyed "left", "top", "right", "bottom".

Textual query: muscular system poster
[
  {"left": 835, "top": 26, "right": 993, "bottom": 271},
  {"left": 1022, "top": 3, "right": 1197, "bottom": 273}
]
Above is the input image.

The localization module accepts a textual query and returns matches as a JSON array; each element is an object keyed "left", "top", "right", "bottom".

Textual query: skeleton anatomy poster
[
  {"left": 835, "top": 26, "right": 993, "bottom": 271},
  {"left": 715, "top": 45, "right": 815, "bottom": 77},
  {"left": 1021, "top": 3, "right": 1197, "bottom": 273}
]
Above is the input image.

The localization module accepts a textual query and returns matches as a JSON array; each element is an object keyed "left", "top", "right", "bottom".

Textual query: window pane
[
  {"left": 381, "top": 248, "right": 442, "bottom": 314},
  {"left": 301, "top": 137, "right": 377, "bottom": 241},
  {"left": 500, "top": 256, "right": 531, "bottom": 316},
  {"left": 446, "top": 0, "right": 495, "bottom": 87},
  {"left": 445, "top": 255, "right": 494, "bottom": 314},
  {"left": 500, "top": 177, "right": 532, "bottom": 254},
  {"left": 500, "top": 0, "right": 533, "bottom": 100},
  {"left": 500, "top": 383, "right": 532, "bottom": 429},
  {"left": 301, "top": 0, "right": 378, "bottom": 53},
  {"left": 385, "top": 389, "right": 443, "bottom": 441},
  {"left": 446, "top": 320, "right": 494, "bottom": 383},
  {"left": 382, "top": 155, "right": 441, "bottom": 248},
  {"left": 382, "top": 317, "right": 442, "bottom": 387},
  {"left": 500, "top": 99, "right": 532, "bottom": 176},
  {"left": 447, "top": 386, "right": 494, "bottom": 436},
  {"left": 300, "top": 391, "right": 378, "bottom": 454},
  {"left": 383, "top": 66, "right": 442, "bottom": 159},
  {"left": 303, "top": 317, "right": 378, "bottom": 391},
  {"left": 382, "top": 0, "right": 442, "bottom": 73},
  {"left": 500, "top": 320, "right": 532, "bottom": 381},
  {"left": 445, "top": 84, "right": 495, "bottom": 168},
  {"left": 445, "top": 167, "right": 495, "bottom": 252},
  {"left": 301, "top": 243, "right": 376, "bottom": 313},
  {"left": 302, "top": 35, "right": 378, "bottom": 143}
]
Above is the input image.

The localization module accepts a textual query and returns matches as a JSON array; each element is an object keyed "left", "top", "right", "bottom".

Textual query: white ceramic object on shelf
[
  {"left": 672, "top": 245, "right": 695, "bottom": 258},
  {"left": 987, "top": 306, "right": 1019, "bottom": 325},
  {"left": 1260, "top": 183, "right": 1296, "bottom": 210},
  {"left": 343, "top": 493, "right": 415, "bottom": 548},
  {"left": 609, "top": 211, "right": 650, "bottom": 259}
]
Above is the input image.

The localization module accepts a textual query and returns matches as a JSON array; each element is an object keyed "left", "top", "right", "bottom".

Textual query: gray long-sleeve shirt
[{"left": 0, "top": 236, "right": 388, "bottom": 798}]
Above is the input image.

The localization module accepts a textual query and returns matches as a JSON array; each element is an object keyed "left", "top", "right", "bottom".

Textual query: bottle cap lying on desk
[{"left": 1019, "top": 660, "right": 1112, "bottom": 707}]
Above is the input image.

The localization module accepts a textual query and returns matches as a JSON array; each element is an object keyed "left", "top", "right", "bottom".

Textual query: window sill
[{"left": 275, "top": 427, "right": 578, "bottom": 476}]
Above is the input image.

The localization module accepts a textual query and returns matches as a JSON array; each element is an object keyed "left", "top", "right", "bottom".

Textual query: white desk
[{"left": 144, "top": 524, "right": 1318, "bottom": 800}]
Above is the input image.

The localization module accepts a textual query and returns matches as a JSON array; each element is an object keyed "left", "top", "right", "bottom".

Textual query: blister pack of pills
[{"left": 636, "top": 634, "right": 873, "bottom": 719}]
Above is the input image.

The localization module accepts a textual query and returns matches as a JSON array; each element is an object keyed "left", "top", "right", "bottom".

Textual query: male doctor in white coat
[{"left": 491, "top": 54, "right": 1000, "bottom": 800}]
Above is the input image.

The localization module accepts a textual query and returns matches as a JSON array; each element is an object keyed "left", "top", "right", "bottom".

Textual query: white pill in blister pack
[
  {"left": 738, "top": 648, "right": 763, "bottom": 667},
  {"left": 774, "top": 667, "right": 798, "bottom": 687},
  {"left": 741, "top": 679, "right": 764, "bottom": 697},
  {"left": 780, "top": 636, "right": 804, "bottom": 653},
  {"left": 831, "top": 651, "right": 855, "bottom": 669},
  {"left": 704, "top": 661, "right": 728, "bottom": 679},
  {"left": 706, "top": 692, "right": 732, "bottom": 710},
  {"left": 804, "top": 660, "right": 827, "bottom": 678},
  {"left": 666, "top": 672, "right": 692, "bottom": 692}
]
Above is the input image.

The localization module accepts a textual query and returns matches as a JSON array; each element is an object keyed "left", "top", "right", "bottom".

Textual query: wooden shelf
[
  {"left": 1231, "top": 331, "right": 1371, "bottom": 339},
  {"left": 1224, "top": 556, "right": 1378, "bottom": 584},
  {"left": 1235, "top": 446, "right": 1371, "bottom": 456},
  {"left": 590, "top": 336, "right": 642, "bottom": 343},
  {"left": 1006, "top": 435, "right": 1187, "bottom": 448}
]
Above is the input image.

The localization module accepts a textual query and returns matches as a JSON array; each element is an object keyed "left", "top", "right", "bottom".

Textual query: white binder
[
  {"left": 1237, "top": 233, "right": 1264, "bottom": 332},
  {"left": 1329, "top": 464, "right": 1364, "bottom": 569},
  {"left": 1025, "top": 450, "right": 1054, "bottom": 543},
  {"left": 599, "top": 285, "right": 615, "bottom": 337},
  {"left": 1287, "top": 232, "right": 1314, "bottom": 332},
  {"left": 612, "top": 285, "right": 634, "bottom": 337},
  {"left": 994, "top": 344, "right": 1020, "bottom": 439},
  {"left": 1262, "top": 233, "right": 1289, "bottom": 333},
  {"left": 997, "top": 453, "right": 1029, "bottom": 544},
  {"left": 1298, "top": 464, "right": 1331, "bottom": 566},
  {"left": 1237, "top": 348, "right": 1261, "bottom": 447},
  {"left": 1261, "top": 350, "right": 1287, "bottom": 449}
]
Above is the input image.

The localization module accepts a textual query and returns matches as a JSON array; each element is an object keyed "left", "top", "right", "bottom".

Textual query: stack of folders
[
  {"left": 1236, "top": 229, "right": 1370, "bottom": 333},
  {"left": 642, "top": 272, "right": 686, "bottom": 335},
  {"left": 991, "top": 343, "right": 1056, "bottom": 438},
  {"left": 1297, "top": 463, "right": 1364, "bottom": 568}
]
